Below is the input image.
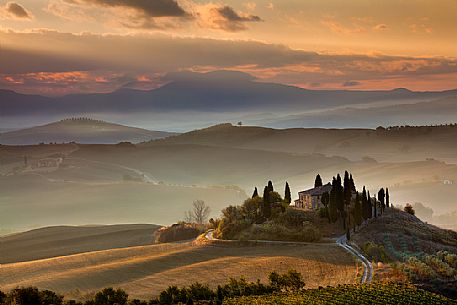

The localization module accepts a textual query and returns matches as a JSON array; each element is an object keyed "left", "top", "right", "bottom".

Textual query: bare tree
[
  {"left": 184, "top": 200, "right": 211, "bottom": 224},
  {"left": 184, "top": 210, "right": 193, "bottom": 223}
]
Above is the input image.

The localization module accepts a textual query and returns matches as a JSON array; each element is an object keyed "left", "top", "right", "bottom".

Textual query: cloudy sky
[{"left": 1, "top": 0, "right": 457, "bottom": 95}]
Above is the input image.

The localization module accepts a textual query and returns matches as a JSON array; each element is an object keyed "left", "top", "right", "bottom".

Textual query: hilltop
[
  {"left": 353, "top": 208, "right": 457, "bottom": 259},
  {"left": 0, "top": 118, "right": 176, "bottom": 145},
  {"left": 352, "top": 208, "right": 457, "bottom": 298},
  {"left": 149, "top": 123, "right": 457, "bottom": 163}
]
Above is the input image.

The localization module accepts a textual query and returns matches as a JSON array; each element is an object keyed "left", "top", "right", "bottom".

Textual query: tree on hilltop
[
  {"left": 361, "top": 186, "right": 368, "bottom": 220},
  {"left": 262, "top": 186, "right": 272, "bottom": 219},
  {"left": 252, "top": 187, "right": 259, "bottom": 198},
  {"left": 185, "top": 200, "right": 211, "bottom": 224},
  {"left": 329, "top": 177, "right": 338, "bottom": 223},
  {"left": 267, "top": 180, "right": 274, "bottom": 192},
  {"left": 386, "top": 188, "right": 390, "bottom": 207},
  {"left": 354, "top": 192, "right": 362, "bottom": 227},
  {"left": 284, "top": 182, "right": 291, "bottom": 204},
  {"left": 314, "top": 174, "right": 323, "bottom": 188},
  {"left": 378, "top": 188, "right": 385, "bottom": 214}
]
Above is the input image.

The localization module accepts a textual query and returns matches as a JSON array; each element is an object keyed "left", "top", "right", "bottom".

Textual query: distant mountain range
[
  {"left": 2, "top": 71, "right": 457, "bottom": 117},
  {"left": 0, "top": 118, "right": 176, "bottom": 145}
]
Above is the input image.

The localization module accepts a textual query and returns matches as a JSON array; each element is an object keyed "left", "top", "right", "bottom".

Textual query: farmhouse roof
[{"left": 298, "top": 182, "right": 332, "bottom": 196}]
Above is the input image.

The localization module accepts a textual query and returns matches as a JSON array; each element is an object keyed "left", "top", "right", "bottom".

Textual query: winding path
[
  {"left": 205, "top": 229, "right": 372, "bottom": 284},
  {"left": 336, "top": 235, "right": 373, "bottom": 283}
]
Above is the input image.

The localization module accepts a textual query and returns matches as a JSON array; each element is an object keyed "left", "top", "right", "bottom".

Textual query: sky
[{"left": 1, "top": 0, "right": 457, "bottom": 95}]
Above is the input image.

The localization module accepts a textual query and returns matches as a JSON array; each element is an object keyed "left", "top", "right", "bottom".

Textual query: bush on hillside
[
  {"left": 216, "top": 200, "right": 321, "bottom": 242},
  {"left": 268, "top": 269, "right": 305, "bottom": 292},
  {"left": 274, "top": 208, "right": 315, "bottom": 229},
  {"left": 404, "top": 204, "right": 415, "bottom": 215},
  {"left": 362, "top": 242, "right": 391, "bottom": 263},
  {"left": 1, "top": 287, "right": 63, "bottom": 305},
  {"left": 154, "top": 223, "right": 206, "bottom": 243},
  {"left": 238, "top": 222, "right": 321, "bottom": 242}
]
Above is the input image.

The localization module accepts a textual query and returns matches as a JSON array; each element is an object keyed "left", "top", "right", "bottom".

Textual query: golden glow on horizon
[{"left": 0, "top": 0, "right": 456, "bottom": 94}]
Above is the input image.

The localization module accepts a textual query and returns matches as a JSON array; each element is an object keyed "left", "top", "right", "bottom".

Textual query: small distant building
[
  {"left": 33, "top": 158, "right": 63, "bottom": 169},
  {"left": 294, "top": 183, "right": 332, "bottom": 210},
  {"left": 443, "top": 179, "right": 454, "bottom": 185}
]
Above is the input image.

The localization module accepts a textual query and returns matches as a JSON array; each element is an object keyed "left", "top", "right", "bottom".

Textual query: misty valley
[{"left": 1, "top": 0, "right": 457, "bottom": 303}]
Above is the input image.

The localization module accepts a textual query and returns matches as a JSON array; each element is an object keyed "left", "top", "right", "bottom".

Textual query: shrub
[
  {"left": 404, "top": 257, "right": 437, "bottom": 280},
  {"left": 275, "top": 208, "right": 314, "bottom": 228},
  {"left": 216, "top": 217, "right": 250, "bottom": 240},
  {"left": 91, "top": 288, "right": 128, "bottom": 305},
  {"left": 0, "top": 291, "right": 5, "bottom": 305},
  {"left": 40, "top": 290, "right": 64, "bottom": 305},
  {"left": 187, "top": 283, "right": 213, "bottom": 301},
  {"left": 238, "top": 222, "right": 320, "bottom": 242},
  {"left": 2, "top": 287, "right": 63, "bottom": 305},
  {"left": 318, "top": 208, "right": 328, "bottom": 219},
  {"left": 64, "top": 301, "right": 83, "bottom": 305},
  {"left": 268, "top": 269, "right": 305, "bottom": 292},
  {"left": 362, "top": 242, "right": 391, "bottom": 263},
  {"left": 404, "top": 204, "right": 415, "bottom": 215},
  {"left": 222, "top": 277, "right": 271, "bottom": 298},
  {"left": 127, "top": 300, "right": 147, "bottom": 305},
  {"left": 154, "top": 223, "right": 206, "bottom": 243},
  {"left": 158, "top": 286, "right": 187, "bottom": 304}
]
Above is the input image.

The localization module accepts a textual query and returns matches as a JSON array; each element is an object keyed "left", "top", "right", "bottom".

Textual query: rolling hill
[
  {"left": 267, "top": 95, "right": 457, "bottom": 129},
  {"left": 0, "top": 240, "right": 355, "bottom": 300},
  {"left": 0, "top": 118, "right": 176, "bottom": 144},
  {"left": 0, "top": 224, "right": 161, "bottom": 264},
  {"left": 148, "top": 123, "right": 457, "bottom": 163},
  {"left": 352, "top": 208, "right": 457, "bottom": 298}
]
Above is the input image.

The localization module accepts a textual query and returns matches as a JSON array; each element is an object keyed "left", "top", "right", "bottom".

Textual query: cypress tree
[
  {"left": 386, "top": 188, "right": 390, "bottom": 208},
  {"left": 216, "top": 286, "right": 223, "bottom": 305},
  {"left": 314, "top": 174, "right": 323, "bottom": 188},
  {"left": 336, "top": 174, "right": 344, "bottom": 227},
  {"left": 262, "top": 186, "right": 271, "bottom": 219},
  {"left": 267, "top": 181, "right": 274, "bottom": 192},
  {"left": 378, "top": 188, "right": 385, "bottom": 214},
  {"left": 361, "top": 186, "right": 367, "bottom": 220},
  {"left": 369, "top": 191, "right": 376, "bottom": 218},
  {"left": 349, "top": 174, "right": 356, "bottom": 192},
  {"left": 343, "top": 171, "right": 352, "bottom": 229},
  {"left": 252, "top": 187, "right": 259, "bottom": 198},
  {"left": 284, "top": 182, "right": 291, "bottom": 204},
  {"left": 329, "top": 177, "right": 338, "bottom": 223},
  {"left": 321, "top": 192, "right": 330, "bottom": 223},
  {"left": 354, "top": 192, "right": 362, "bottom": 227}
]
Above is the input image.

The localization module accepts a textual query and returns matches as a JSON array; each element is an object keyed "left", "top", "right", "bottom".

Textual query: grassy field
[
  {"left": 0, "top": 224, "right": 160, "bottom": 264},
  {"left": 0, "top": 241, "right": 356, "bottom": 300}
]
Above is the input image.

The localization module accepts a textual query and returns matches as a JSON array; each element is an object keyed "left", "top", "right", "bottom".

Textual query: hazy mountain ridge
[
  {"left": 2, "top": 71, "right": 457, "bottom": 117},
  {"left": 267, "top": 95, "right": 457, "bottom": 128}
]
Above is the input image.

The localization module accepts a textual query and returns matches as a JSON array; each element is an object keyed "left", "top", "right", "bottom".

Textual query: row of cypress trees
[
  {"left": 251, "top": 181, "right": 292, "bottom": 221},
  {"left": 249, "top": 174, "right": 390, "bottom": 232},
  {"left": 318, "top": 171, "right": 390, "bottom": 232}
]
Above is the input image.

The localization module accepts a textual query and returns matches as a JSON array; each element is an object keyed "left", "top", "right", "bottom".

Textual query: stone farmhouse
[{"left": 294, "top": 182, "right": 332, "bottom": 210}]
